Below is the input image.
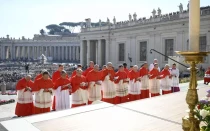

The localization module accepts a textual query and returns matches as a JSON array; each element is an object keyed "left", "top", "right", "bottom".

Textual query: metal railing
[{"left": 150, "top": 49, "right": 188, "bottom": 68}]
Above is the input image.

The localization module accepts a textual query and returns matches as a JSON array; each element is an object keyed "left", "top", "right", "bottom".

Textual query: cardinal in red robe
[
  {"left": 148, "top": 63, "right": 160, "bottom": 97},
  {"left": 123, "top": 63, "right": 129, "bottom": 74},
  {"left": 71, "top": 69, "right": 88, "bottom": 108},
  {"left": 204, "top": 67, "right": 210, "bottom": 85},
  {"left": 52, "top": 64, "right": 68, "bottom": 110},
  {"left": 82, "top": 61, "right": 94, "bottom": 76},
  {"left": 71, "top": 64, "right": 82, "bottom": 78},
  {"left": 54, "top": 70, "right": 71, "bottom": 110},
  {"left": 128, "top": 65, "right": 141, "bottom": 101},
  {"left": 15, "top": 75, "right": 34, "bottom": 117},
  {"left": 114, "top": 65, "right": 129, "bottom": 104},
  {"left": 86, "top": 64, "right": 102, "bottom": 104},
  {"left": 34, "top": 71, "right": 54, "bottom": 114},
  {"left": 139, "top": 63, "right": 149, "bottom": 99},
  {"left": 160, "top": 64, "right": 172, "bottom": 95},
  {"left": 101, "top": 62, "right": 116, "bottom": 104}
]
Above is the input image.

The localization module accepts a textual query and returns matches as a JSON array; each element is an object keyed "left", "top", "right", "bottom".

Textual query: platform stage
[{"left": 1, "top": 86, "right": 209, "bottom": 131}]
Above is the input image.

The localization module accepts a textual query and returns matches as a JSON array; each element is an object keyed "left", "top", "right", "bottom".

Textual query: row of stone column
[
  {"left": 81, "top": 39, "right": 108, "bottom": 66},
  {"left": 0, "top": 45, "right": 80, "bottom": 61}
]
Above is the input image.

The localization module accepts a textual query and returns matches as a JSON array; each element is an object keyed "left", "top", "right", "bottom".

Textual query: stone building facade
[
  {"left": 0, "top": 34, "right": 80, "bottom": 62},
  {"left": 79, "top": 6, "right": 210, "bottom": 69}
]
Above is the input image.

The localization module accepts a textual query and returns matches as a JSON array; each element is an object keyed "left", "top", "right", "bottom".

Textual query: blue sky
[{"left": 0, "top": 0, "right": 209, "bottom": 39}]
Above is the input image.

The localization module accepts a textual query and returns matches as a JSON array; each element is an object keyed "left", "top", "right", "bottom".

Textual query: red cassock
[
  {"left": 160, "top": 69, "right": 172, "bottom": 95},
  {"left": 139, "top": 67, "right": 149, "bottom": 99},
  {"left": 101, "top": 69, "right": 116, "bottom": 104},
  {"left": 33, "top": 78, "right": 54, "bottom": 114},
  {"left": 124, "top": 68, "right": 129, "bottom": 75},
  {"left": 86, "top": 70, "right": 102, "bottom": 104},
  {"left": 71, "top": 75, "right": 87, "bottom": 108},
  {"left": 204, "top": 70, "right": 210, "bottom": 84},
  {"left": 71, "top": 70, "right": 77, "bottom": 77},
  {"left": 52, "top": 70, "right": 68, "bottom": 110},
  {"left": 15, "top": 78, "right": 34, "bottom": 116},
  {"left": 128, "top": 70, "right": 141, "bottom": 101},
  {"left": 35, "top": 74, "right": 42, "bottom": 82},
  {"left": 149, "top": 68, "right": 160, "bottom": 97},
  {"left": 82, "top": 67, "right": 93, "bottom": 76},
  {"left": 114, "top": 71, "right": 129, "bottom": 104}
]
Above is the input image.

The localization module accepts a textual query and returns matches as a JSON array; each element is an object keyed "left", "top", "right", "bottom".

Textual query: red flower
[{"left": 197, "top": 104, "right": 201, "bottom": 109}]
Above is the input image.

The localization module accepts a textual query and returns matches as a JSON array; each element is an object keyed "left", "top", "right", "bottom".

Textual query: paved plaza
[{"left": 0, "top": 81, "right": 210, "bottom": 131}]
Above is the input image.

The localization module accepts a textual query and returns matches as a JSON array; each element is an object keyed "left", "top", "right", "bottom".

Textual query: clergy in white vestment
[
  {"left": 170, "top": 63, "right": 180, "bottom": 92},
  {"left": 54, "top": 70, "right": 71, "bottom": 110},
  {"left": 149, "top": 59, "right": 160, "bottom": 71}
]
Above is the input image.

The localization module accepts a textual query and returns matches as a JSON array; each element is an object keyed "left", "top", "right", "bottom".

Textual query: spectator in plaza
[{"left": 15, "top": 75, "right": 34, "bottom": 117}]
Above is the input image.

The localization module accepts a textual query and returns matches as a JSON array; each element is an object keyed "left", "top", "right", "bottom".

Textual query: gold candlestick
[{"left": 176, "top": 51, "right": 209, "bottom": 131}]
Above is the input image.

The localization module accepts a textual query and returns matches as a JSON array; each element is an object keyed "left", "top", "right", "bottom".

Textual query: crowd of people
[{"left": 15, "top": 59, "right": 181, "bottom": 117}]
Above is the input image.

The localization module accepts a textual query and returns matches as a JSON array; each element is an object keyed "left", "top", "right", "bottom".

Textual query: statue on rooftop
[
  {"left": 187, "top": 1, "right": 190, "bottom": 11},
  {"left": 152, "top": 9, "right": 156, "bottom": 18},
  {"left": 113, "top": 16, "right": 116, "bottom": 24},
  {"left": 107, "top": 17, "right": 110, "bottom": 25},
  {"left": 178, "top": 3, "right": 183, "bottom": 13},
  {"left": 99, "top": 19, "right": 101, "bottom": 26},
  {"left": 129, "top": 13, "right": 132, "bottom": 21},
  {"left": 133, "top": 13, "right": 137, "bottom": 21},
  {"left": 157, "top": 8, "right": 161, "bottom": 16}
]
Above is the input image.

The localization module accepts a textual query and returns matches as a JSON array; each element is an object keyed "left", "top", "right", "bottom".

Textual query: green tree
[{"left": 46, "top": 24, "right": 65, "bottom": 35}]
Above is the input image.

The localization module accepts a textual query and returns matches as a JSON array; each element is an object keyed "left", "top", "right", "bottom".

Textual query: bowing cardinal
[
  {"left": 15, "top": 75, "right": 34, "bottom": 117},
  {"left": 86, "top": 64, "right": 102, "bottom": 104},
  {"left": 160, "top": 64, "right": 172, "bottom": 95},
  {"left": 114, "top": 65, "right": 129, "bottom": 104},
  {"left": 101, "top": 62, "right": 116, "bottom": 104},
  {"left": 139, "top": 62, "right": 149, "bottom": 99},
  {"left": 148, "top": 63, "right": 161, "bottom": 97},
  {"left": 71, "top": 69, "right": 88, "bottom": 108},
  {"left": 128, "top": 65, "right": 141, "bottom": 101},
  {"left": 34, "top": 71, "right": 54, "bottom": 114},
  {"left": 54, "top": 70, "right": 71, "bottom": 110}
]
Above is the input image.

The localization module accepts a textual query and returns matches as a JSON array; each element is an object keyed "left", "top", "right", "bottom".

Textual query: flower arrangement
[{"left": 195, "top": 90, "right": 210, "bottom": 131}]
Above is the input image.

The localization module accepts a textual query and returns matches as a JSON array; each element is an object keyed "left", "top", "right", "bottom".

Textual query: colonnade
[{"left": 0, "top": 45, "right": 80, "bottom": 61}]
